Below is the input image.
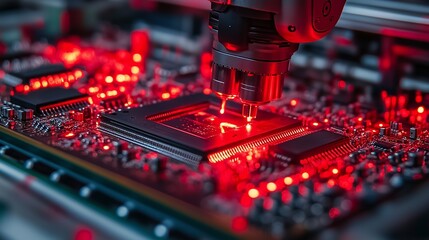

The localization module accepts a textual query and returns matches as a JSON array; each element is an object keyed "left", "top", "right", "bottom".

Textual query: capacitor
[
  {"left": 410, "top": 127, "right": 418, "bottom": 140},
  {"left": 17, "top": 109, "right": 34, "bottom": 121}
]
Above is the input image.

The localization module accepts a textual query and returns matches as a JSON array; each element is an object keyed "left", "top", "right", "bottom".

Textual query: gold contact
[
  {"left": 208, "top": 127, "right": 308, "bottom": 163},
  {"left": 300, "top": 143, "right": 356, "bottom": 166}
]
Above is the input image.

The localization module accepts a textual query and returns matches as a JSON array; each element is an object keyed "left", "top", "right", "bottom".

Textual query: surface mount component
[
  {"left": 271, "top": 130, "right": 350, "bottom": 163},
  {"left": 100, "top": 93, "right": 302, "bottom": 166},
  {"left": 3, "top": 64, "right": 67, "bottom": 87},
  {"left": 3, "top": 63, "right": 84, "bottom": 91},
  {"left": 10, "top": 87, "right": 89, "bottom": 116}
]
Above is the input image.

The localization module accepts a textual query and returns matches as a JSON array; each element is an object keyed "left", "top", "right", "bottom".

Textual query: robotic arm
[{"left": 209, "top": 0, "right": 346, "bottom": 121}]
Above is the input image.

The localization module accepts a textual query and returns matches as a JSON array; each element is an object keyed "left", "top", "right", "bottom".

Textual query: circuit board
[{"left": 1, "top": 33, "right": 429, "bottom": 240}]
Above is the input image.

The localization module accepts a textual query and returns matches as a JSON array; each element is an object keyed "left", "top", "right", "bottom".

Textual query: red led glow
[
  {"left": 248, "top": 188, "right": 259, "bottom": 198},
  {"left": 329, "top": 208, "right": 341, "bottom": 219},
  {"left": 74, "top": 227, "right": 93, "bottom": 240},
  {"left": 161, "top": 92, "right": 171, "bottom": 100},
  {"left": 266, "top": 182, "right": 277, "bottom": 192},
  {"left": 301, "top": 172, "right": 309, "bottom": 179},
  {"left": 105, "top": 76, "right": 113, "bottom": 83},
  {"left": 231, "top": 217, "right": 248, "bottom": 232},
  {"left": 132, "top": 53, "right": 142, "bottom": 62},
  {"left": 131, "top": 30, "right": 150, "bottom": 56},
  {"left": 284, "top": 177, "right": 293, "bottom": 185},
  {"left": 65, "top": 132, "right": 75, "bottom": 138}
]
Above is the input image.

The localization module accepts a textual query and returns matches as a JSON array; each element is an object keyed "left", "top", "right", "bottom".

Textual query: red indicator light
[
  {"left": 248, "top": 188, "right": 259, "bottom": 198},
  {"left": 302, "top": 172, "right": 309, "bottom": 179},
  {"left": 131, "top": 66, "right": 140, "bottom": 74},
  {"left": 65, "top": 132, "right": 75, "bottom": 138},
  {"left": 231, "top": 217, "right": 248, "bottom": 232},
  {"left": 284, "top": 177, "right": 293, "bottom": 185},
  {"left": 105, "top": 76, "right": 113, "bottom": 83},
  {"left": 161, "top": 92, "right": 171, "bottom": 100},
  {"left": 267, "top": 182, "right": 277, "bottom": 192},
  {"left": 132, "top": 53, "right": 142, "bottom": 62},
  {"left": 329, "top": 208, "right": 340, "bottom": 219}
]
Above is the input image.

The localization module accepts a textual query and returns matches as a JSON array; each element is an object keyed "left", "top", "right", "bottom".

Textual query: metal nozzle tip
[
  {"left": 242, "top": 104, "right": 258, "bottom": 121},
  {"left": 216, "top": 94, "right": 235, "bottom": 115}
]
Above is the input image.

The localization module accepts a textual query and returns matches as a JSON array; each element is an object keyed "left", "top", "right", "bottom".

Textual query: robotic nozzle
[
  {"left": 208, "top": 0, "right": 346, "bottom": 122},
  {"left": 211, "top": 63, "right": 285, "bottom": 121}
]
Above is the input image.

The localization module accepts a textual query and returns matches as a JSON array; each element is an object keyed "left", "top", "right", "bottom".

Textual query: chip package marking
[
  {"left": 10, "top": 87, "right": 89, "bottom": 116},
  {"left": 100, "top": 93, "right": 302, "bottom": 166},
  {"left": 271, "top": 130, "right": 349, "bottom": 163}
]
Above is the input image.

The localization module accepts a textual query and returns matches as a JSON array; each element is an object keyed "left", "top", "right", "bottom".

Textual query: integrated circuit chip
[
  {"left": 10, "top": 87, "right": 89, "bottom": 116},
  {"left": 100, "top": 93, "right": 302, "bottom": 166},
  {"left": 4, "top": 64, "right": 67, "bottom": 87},
  {"left": 271, "top": 130, "right": 349, "bottom": 163},
  {"left": 3, "top": 63, "right": 84, "bottom": 90}
]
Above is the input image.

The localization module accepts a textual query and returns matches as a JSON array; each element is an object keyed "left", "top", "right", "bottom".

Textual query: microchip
[
  {"left": 10, "top": 87, "right": 89, "bottom": 116},
  {"left": 373, "top": 141, "right": 394, "bottom": 151},
  {"left": 3, "top": 64, "right": 67, "bottom": 87},
  {"left": 0, "top": 50, "right": 34, "bottom": 63},
  {"left": 100, "top": 93, "right": 302, "bottom": 166},
  {"left": 271, "top": 130, "right": 348, "bottom": 162}
]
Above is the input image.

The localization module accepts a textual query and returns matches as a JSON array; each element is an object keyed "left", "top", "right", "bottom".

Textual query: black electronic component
[
  {"left": 100, "top": 93, "right": 301, "bottom": 166},
  {"left": 374, "top": 141, "right": 395, "bottom": 151},
  {"left": 10, "top": 87, "right": 89, "bottom": 116},
  {"left": 3, "top": 64, "right": 67, "bottom": 87},
  {"left": 271, "top": 130, "right": 348, "bottom": 162},
  {"left": 0, "top": 50, "right": 34, "bottom": 63}
]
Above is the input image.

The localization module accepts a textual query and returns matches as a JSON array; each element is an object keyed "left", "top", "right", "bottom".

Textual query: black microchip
[
  {"left": 272, "top": 130, "right": 348, "bottom": 161},
  {"left": 100, "top": 93, "right": 301, "bottom": 166},
  {"left": 4, "top": 64, "right": 67, "bottom": 85},
  {"left": 10, "top": 87, "right": 89, "bottom": 116},
  {"left": 0, "top": 50, "right": 34, "bottom": 63},
  {"left": 3, "top": 64, "right": 71, "bottom": 88},
  {"left": 373, "top": 141, "right": 394, "bottom": 150}
]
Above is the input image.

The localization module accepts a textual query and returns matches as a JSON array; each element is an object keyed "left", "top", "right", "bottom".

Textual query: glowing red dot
[
  {"left": 161, "top": 92, "right": 171, "bottom": 99},
  {"left": 65, "top": 132, "right": 75, "bottom": 138},
  {"left": 329, "top": 208, "right": 340, "bottom": 219},
  {"left": 132, "top": 53, "right": 142, "bottom": 62},
  {"left": 417, "top": 106, "right": 425, "bottom": 114},
  {"left": 248, "top": 188, "right": 259, "bottom": 198},
  {"left": 105, "top": 76, "right": 113, "bottom": 83},
  {"left": 74, "top": 228, "right": 93, "bottom": 240},
  {"left": 302, "top": 172, "right": 309, "bottom": 179},
  {"left": 266, "top": 182, "right": 277, "bottom": 192},
  {"left": 290, "top": 99, "right": 298, "bottom": 107},
  {"left": 203, "top": 88, "right": 211, "bottom": 95},
  {"left": 131, "top": 66, "right": 140, "bottom": 74},
  {"left": 231, "top": 217, "right": 248, "bottom": 232},
  {"left": 332, "top": 168, "right": 339, "bottom": 174},
  {"left": 284, "top": 177, "right": 293, "bottom": 185}
]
